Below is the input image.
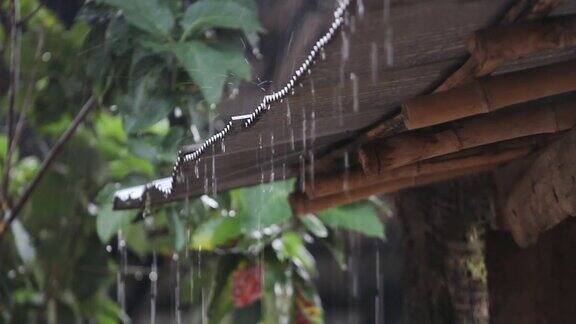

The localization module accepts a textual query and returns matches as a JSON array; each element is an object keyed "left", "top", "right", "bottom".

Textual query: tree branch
[
  {"left": 3, "top": 0, "right": 21, "bottom": 203},
  {"left": 0, "top": 96, "right": 98, "bottom": 243},
  {"left": 1, "top": 27, "right": 45, "bottom": 211}
]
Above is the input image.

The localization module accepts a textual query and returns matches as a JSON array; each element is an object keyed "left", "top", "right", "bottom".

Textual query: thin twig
[
  {"left": 1, "top": 27, "right": 45, "bottom": 210},
  {"left": 17, "top": 3, "right": 44, "bottom": 26},
  {"left": 3, "top": 0, "right": 21, "bottom": 203},
  {"left": 0, "top": 96, "right": 98, "bottom": 243}
]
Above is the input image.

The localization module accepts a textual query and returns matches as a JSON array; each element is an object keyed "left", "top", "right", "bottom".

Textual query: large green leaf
[
  {"left": 168, "top": 211, "right": 187, "bottom": 252},
  {"left": 300, "top": 214, "right": 328, "bottom": 238},
  {"left": 273, "top": 232, "right": 316, "bottom": 280},
  {"left": 172, "top": 41, "right": 251, "bottom": 105},
  {"left": 98, "top": 0, "right": 174, "bottom": 39},
  {"left": 181, "top": 0, "right": 262, "bottom": 39},
  {"left": 191, "top": 217, "right": 242, "bottom": 250},
  {"left": 318, "top": 203, "right": 385, "bottom": 239},
  {"left": 120, "top": 68, "right": 174, "bottom": 134},
  {"left": 261, "top": 256, "right": 293, "bottom": 324},
  {"left": 237, "top": 180, "right": 294, "bottom": 234},
  {"left": 208, "top": 255, "right": 240, "bottom": 324},
  {"left": 95, "top": 185, "right": 138, "bottom": 243}
]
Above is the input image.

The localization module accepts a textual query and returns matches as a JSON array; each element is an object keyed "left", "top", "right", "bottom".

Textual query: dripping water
[
  {"left": 117, "top": 230, "right": 127, "bottom": 321},
  {"left": 299, "top": 154, "right": 306, "bottom": 192},
  {"left": 341, "top": 31, "right": 350, "bottom": 83},
  {"left": 211, "top": 150, "right": 217, "bottom": 197},
  {"left": 337, "top": 88, "right": 344, "bottom": 126},
  {"left": 350, "top": 73, "right": 359, "bottom": 112},
  {"left": 375, "top": 241, "right": 385, "bottom": 324},
  {"left": 173, "top": 253, "right": 182, "bottom": 324},
  {"left": 358, "top": 0, "right": 365, "bottom": 17},
  {"left": 270, "top": 133, "right": 275, "bottom": 182},
  {"left": 310, "top": 77, "right": 316, "bottom": 102},
  {"left": 150, "top": 251, "right": 158, "bottom": 324},
  {"left": 371, "top": 42, "right": 379, "bottom": 84},
  {"left": 198, "top": 247, "right": 207, "bottom": 324},
  {"left": 343, "top": 150, "right": 350, "bottom": 193},
  {"left": 309, "top": 110, "right": 317, "bottom": 192},
  {"left": 286, "top": 99, "right": 292, "bottom": 125},
  {"left": 383, "top": 0, "right": 394, "bottom": 66},
  {"left": 194, "top": 161, "right": 199, "bottom": 179}
]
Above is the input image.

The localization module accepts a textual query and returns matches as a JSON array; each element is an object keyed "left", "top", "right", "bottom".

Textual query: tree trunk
[{"left": 396, "top": 175, "right": 492, "bottom": 324}]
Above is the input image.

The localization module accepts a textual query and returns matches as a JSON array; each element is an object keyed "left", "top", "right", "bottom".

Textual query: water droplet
[
  {"left": 371, "top": 42, "right": 379, "bottom": 84},
  {"left": 358, "top": 0, "right": 365, "bottom": 17},
  {"left": 350, "top": 73, "right": 359, "bottom": 112},
  {"left": 41, "top": 52, "right": 52, "bottom": 62},
  {"left": 341, "top": 31, "right": 350, "bottom": 63},
  {"left": 149, "top": 271, "right": 158, "bottom": 282}
]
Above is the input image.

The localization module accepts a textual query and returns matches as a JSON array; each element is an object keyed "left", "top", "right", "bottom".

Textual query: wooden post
[{"left": 396, "top": 176, "right": 493, "bottom": 324}]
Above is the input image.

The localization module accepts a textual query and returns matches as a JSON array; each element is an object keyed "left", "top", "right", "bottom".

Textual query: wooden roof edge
[{"left": 313, "top": 7, "right": 576, "bottom": 171}]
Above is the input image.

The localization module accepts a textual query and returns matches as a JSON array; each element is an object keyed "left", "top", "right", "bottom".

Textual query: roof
[{"left": 114, "top": 0, "right": 576, "bottom": 210}]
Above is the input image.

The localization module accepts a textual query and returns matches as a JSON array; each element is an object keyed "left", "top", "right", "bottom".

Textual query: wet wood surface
[{"left": 115, "top": 0, "right": 576, "bottom": 209}]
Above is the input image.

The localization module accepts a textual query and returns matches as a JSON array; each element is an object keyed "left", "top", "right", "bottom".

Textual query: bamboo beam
[
  {"left": 292, "top": 164, "right": 496, "bottom": 216},
  {"left": 437, "top": 0, "right": 566, "bottom": 92},
  {"left": 304, "top": 146, "right": 531, "bottom": 199},
  {"left": 403, "top": 59, "right": 576, "bottom": 130},
  {"left": 501, "top": 128, "right": 576, "bottom": 247},
  {"left": 368, "top": 4, "right": 569, "bottom": 139},
  {"left": 311, "top": 6, "right": 570, "bottom": 174},
  {"left": 359, "top": 98, "right": 576, "bottom": 174},
  {"left": 291, "top": 147, "right": 530, "bottom": 215},
  {"left": 469, "top": 14, "right": 576, "bottom": 76}
]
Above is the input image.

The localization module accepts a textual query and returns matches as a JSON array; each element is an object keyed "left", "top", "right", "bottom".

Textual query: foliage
[{"left": 0, "top": 0, "right": 386, "bottom": 323}]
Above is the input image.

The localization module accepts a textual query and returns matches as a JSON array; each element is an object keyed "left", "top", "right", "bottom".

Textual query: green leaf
[
  {"left": 181, "top": 0, "right": 262, "bottom": 39},
  {"left": 237, "top": 180, "right": 294, "bottom": 234},
  {"left": 0, "top": 134, "right": 7, "bottom": 162},
  {"left": 109, "top": 155, "right": 155, "bottom": 179},
  {"left": 208, "top": 255, "right": 240, "bottom": 324},
  {"left": 172, "top": 41, "right": 251, "bottom": 105},
  {"left": 96, "top": 185, "right": 138, "bottom": 243},
  {"left": 95, "top": 112, "right": 126, "bottom": 143},
  {"left": 120, "top": 68, "right": 174, "bottom": 133},
  {"left": 98, "top": 0, "right": 174, "bottom": 39},
  {"left": 261, "top": 256, "right": 293, "bottom": 324},
  {"left": 300, "top": 214, "right": 328, "bottom": 238},
  {"left": 273, "top": 232, "right": 316, "bottom": 280},
  {"left": 11, "top": 220, "right": 37, "bottom": 265},
  {"left": 169, "top": 211, "right": 187, "bottom": 252},
  {"left": 123, "top": 223, "right": 150, "bottom": 258},
  {"left": 318, "top": 203, "right": 385, "bottom": 239},
  {"left": 13, "top": 288, "right": 44, "bottom": 305},
  {"left": 321, "top": 233, "right": 347, "bottom": 271},
  {"left": 191, "top": 217, "right": 242, "bottom": 250}
]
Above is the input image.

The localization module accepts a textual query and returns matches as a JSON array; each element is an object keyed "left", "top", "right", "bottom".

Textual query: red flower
[{"left": 232, "top": 264, "right": 262, "bottom": 308}]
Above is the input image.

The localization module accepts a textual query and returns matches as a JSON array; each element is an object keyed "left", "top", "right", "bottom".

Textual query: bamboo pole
[
  {"left": 364, "top": 97, "right": 576, "bottom": 173},
  {"left": 291, "top": 158, "right": 514, "bottom": 216},
  {"left": 310, "top": 4, "right": 568, "bottom": 173},
  {"left": 470, "top": 15, "right": 576, "bottom": 76},
  {"left": 304, "top": 146, "right": 531, "bottom": 199},
  {"left": 404, "top": 59, "right": 576, "bottom": 130}
]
